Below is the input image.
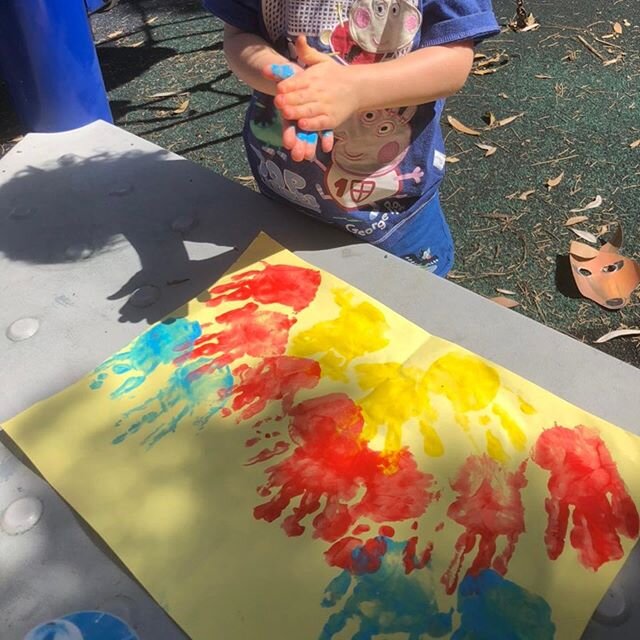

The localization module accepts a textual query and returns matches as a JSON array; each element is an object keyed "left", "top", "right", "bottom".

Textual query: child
[{"left": 204, "top": 0, "right": 499, "bottom": 276}]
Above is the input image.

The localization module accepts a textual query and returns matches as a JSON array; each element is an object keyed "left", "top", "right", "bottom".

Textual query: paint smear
[
  {"left": 532, "top": 424, "right": 639, "bottom": 570},
  {"left": 453, "top": 569, "right": 555, "bottom": 640},
  {"left": 90, "top": 318, "right": 202, "bottom": 398},
  {"left": 290, "top": 289, "right": 389, "bottom": 381},
  {"left": 112, "top": 359, "right": 233, "bottom": 448},
  {"left": 207, "top": 262, "right": 321, "bottom": 312},
  {"left": 253, "top": 393, "right": 437, "bottom": 542},
  {"left": 426, "top": 353, "right": 500, "bottom": 429},
  {"left": 189, "top": 303, "right": 296, "bottom": 367},
  {"left": 357, "top": 362, "right": 442, "bottom": 455},
  {"left": 320, "top": 537, "right": 452, "bottom": 639},
  {"left": 442, "top": 455, "right": 527, "bottom": 595},
  {"left": 357, "top": 353, "right": 507, "bottom": 457},
  {"left": 231, "top": 356, "right": 321, "bottom": 420}
]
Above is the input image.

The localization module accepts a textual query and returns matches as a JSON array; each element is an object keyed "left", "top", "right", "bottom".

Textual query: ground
[{"left": 1, "top": 0, "right": 639, "bottom": 365}]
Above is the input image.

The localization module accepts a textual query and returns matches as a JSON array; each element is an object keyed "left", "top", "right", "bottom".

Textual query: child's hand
[
  {"left": 274, "top": 36, "right": 361, "bottom": 134},
  {"left": 262, "top": 62, "right": 330, "bottom": 162}
]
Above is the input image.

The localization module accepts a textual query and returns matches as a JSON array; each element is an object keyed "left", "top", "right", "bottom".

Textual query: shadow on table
[{"left": 0, "top": 148, "right": 351, "bottom": 324}]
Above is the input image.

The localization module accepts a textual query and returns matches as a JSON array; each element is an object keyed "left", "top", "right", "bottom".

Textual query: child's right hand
[{"left": 262, "top": 63, "right": 333, "bottom": 162}]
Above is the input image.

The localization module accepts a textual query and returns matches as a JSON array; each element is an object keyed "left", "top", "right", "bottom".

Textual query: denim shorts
[{"left": 376, "top": 192, "right": 454, "bottom": 277}]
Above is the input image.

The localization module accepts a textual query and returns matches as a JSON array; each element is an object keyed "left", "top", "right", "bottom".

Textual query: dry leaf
[
  {"left": 623, "top": 19, "right": 631, "bottom": 27},
  {"left": 535, "top": 74, "right": 552, "bottom": 79},
  {"left": 149, "top": 90, "right": 183, "bottom": 98},
  {"left": 472, "top": 68, "right": 498, "bottom": 76},
  {"left": 475, "top": 142, "right": 497, "bottom": 157},
  {"left": 569, "top": 195, "right": 602, "bottom": 212},
  {"left": 595, "top": 329, "right": 640, "bottom": 344},
  {"left": 570, "top": 228, "right": 598, "bottom": 243},
  {"left": 496, "top": 112, "right": 524, "bottom": 127},
  {"left": 630, "top": 139, "right": 640, "bottom": 149},
  {"left": 483, "top": 112, "right": 497, "bottom": 127},
  {"left": 507, "top": 189, "right": 536, "bottom": 201},
  {"left": 130, "top": 40, "right": 145, "bottom": 48},
  {"left": 474, "top": 53, "right": 488, "bottom": 60},
  {"left": 496, "top": 288, "right": 517, "bottom": 295},
  {"left": 107, "top": 30, "right": 124, "bottom": 39},
  {"left": 545, "top": 171, "right": 564, "bottom": 190},
  {"left": 490, "top": 296, "right": 520, "bottom": 309},
  {"left": 145, "top": 16, "right": 159, "bottom": 25},
  {"left": 603, "top": 56, "right": 622, "bottom": 66},
  {"left": 565, "top": 215, "right": 588, "bottom": 226},
  {"left": 613, "top": 21, "right": 623, "bottom": 34},
  {"left": 445, "top": 156, "right": 461, "bottom": 164},
  {"left": 498, "top": 92, "right": 509, "bottom": 99},
  {"left": 447, "top": 115, "right": 481, "bottom": 136},
  {"left": 172, "top": 98, "right": 191, "bottom": 115}
]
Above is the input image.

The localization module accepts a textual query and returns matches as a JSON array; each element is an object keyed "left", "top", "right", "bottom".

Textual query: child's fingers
[
  {"left": 281, "top": 102, "right": 324, "bottom": 122},
  {"left": 298, "top": 114, "right": 333, "bottom": 132},
  {"left": 281, "top": 122, "right": 297, "bottom": 150},
  {"left": 320, "top": 130, "right": 334, "bottom": 154},
  {"left": 296, "top": 131, "right": 318, "bottom": 161},
  {"left": 290, "top": 136, "right": 307, "bottom": 162}
]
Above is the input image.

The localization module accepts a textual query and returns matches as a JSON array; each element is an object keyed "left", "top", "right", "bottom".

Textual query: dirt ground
[{"left": 1, "top": 0, "right": 639, "bottom": 365}]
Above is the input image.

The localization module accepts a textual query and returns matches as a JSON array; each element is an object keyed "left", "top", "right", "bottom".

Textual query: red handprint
[
  {"left": 442, "top": 455, "right": 527, "bottom": 595},
  {"left": 207, "top": 262, "right": 321, "bottom": 312},
  {"left": 532, "top": 425, "right": 639, "bottom": 570},
  {"left": 188, "top": 303, "right": 296, "bottom": 367},
  {"left": 253, "top": 393, "right": 437, "bottom": 542}
]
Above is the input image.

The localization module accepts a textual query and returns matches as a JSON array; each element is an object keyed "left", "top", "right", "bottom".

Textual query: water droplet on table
[
  {"left": 171, "top": 214, "right": 197, "bottom": 233},
  {"left": 1, "top": 496, "right": 43, "bottom": 535},
  {"left": 594, "top": 585, "right": 629, "bottom": 626},
  {"left": 6, "top": 317, "right": 40, "bottom": 341}
]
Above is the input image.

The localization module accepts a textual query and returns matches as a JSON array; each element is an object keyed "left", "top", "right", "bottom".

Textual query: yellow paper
[{"left": 4, "top": 233, "right": 640, "bottom": 640}]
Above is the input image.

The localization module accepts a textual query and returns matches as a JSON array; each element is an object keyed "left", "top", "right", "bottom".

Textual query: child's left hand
[{"left": 275, "top": 36, "right": 361, "bottom": 135}]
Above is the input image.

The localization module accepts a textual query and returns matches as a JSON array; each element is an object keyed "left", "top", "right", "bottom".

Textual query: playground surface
[{"left": 1, "top": 0, "right": 638, "bottom": 365}]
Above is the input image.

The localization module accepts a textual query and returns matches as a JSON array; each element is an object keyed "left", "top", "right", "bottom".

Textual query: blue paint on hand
[
  {"left": 320, "top": 538, "right": 453, "bottom": 639},
  {"left": 89, "top": 318, "right": 202, "bottom": 398},
  {"left": 296, "top": 131, "right": 318, "bottom": 144},
  {"left": 112, "top": 358, "right": 234, "bottom": 448},
  {"left": 452, "top": 569, "right": 555, "bottom": 640},
  {"left": 271, "top": 64, "right": 295, "bottom": 80}
]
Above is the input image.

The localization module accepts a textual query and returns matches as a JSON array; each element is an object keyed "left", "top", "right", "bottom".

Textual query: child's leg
[{"left": 378, "top": 192, "right": 454, "bottom": 277}]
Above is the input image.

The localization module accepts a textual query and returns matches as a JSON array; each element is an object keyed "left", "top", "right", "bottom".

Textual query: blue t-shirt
[{"left": 204, "top": 0, "right": 499, "bottom": 246}]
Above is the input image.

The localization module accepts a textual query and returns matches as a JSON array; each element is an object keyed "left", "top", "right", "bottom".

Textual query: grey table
[{"left": 0, "top": 121, "right": 637, "bottom": 639}]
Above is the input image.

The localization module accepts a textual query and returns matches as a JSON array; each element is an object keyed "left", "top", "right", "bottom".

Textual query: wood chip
[
  {"left": 145, "top": 16, "right": 159, "bottom": 25},
  {"left": 569, "top": 195, "right": 602, "bottom": 212},
  {"left": 518, "top": 189, "right": 535, "bottom": 200},
  {"left": 447, "top": 115, "right": 481, "bottom": 136},
  {"left": 490, "top": 296, "right": 519, "bottom": 309},
  {"left": 130, "top": 40, "right": 145, "bottom": 48},
  {"left": 475, "top": 143, "right": 497, "bottom": 157},
  {"left": 535, "top": 74, "right": 552, "bottom": 79},
  {"left": 107, "top": 30, "right": 124, "bottom": 39},
  {"left": 570, "top": 228, "right": 598, "bottom": 243},
  {"left": 172, "top": 98, "right": 191, "bottom": 115},
  {"left": 565, "top": 215, "right": 588, "bottom": 226},
  {"left": 545, "top": 171, "right": 564, "bottom": 190},
  {"left": 149, "top": 90, "right": 183, "bottom": 98},
  {"left": 630, "top": 139, "right": 640, "bottom": 149},
  {"left": 445, "top": 156, "right": 461, "bottom": 164},
  {"left": 595, "top": 329, "right": 640, "bottom": 344},
  {"left": 496, "top": 288, "right": 517, "bottom": 295}
]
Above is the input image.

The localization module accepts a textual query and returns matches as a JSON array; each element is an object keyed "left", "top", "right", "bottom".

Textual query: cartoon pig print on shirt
[
  {"left": 318, "top": 107, "right": 424, "bottom": 210},
  {"left": 350, "top": 0, "right": 422, "bottom": 53}
]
